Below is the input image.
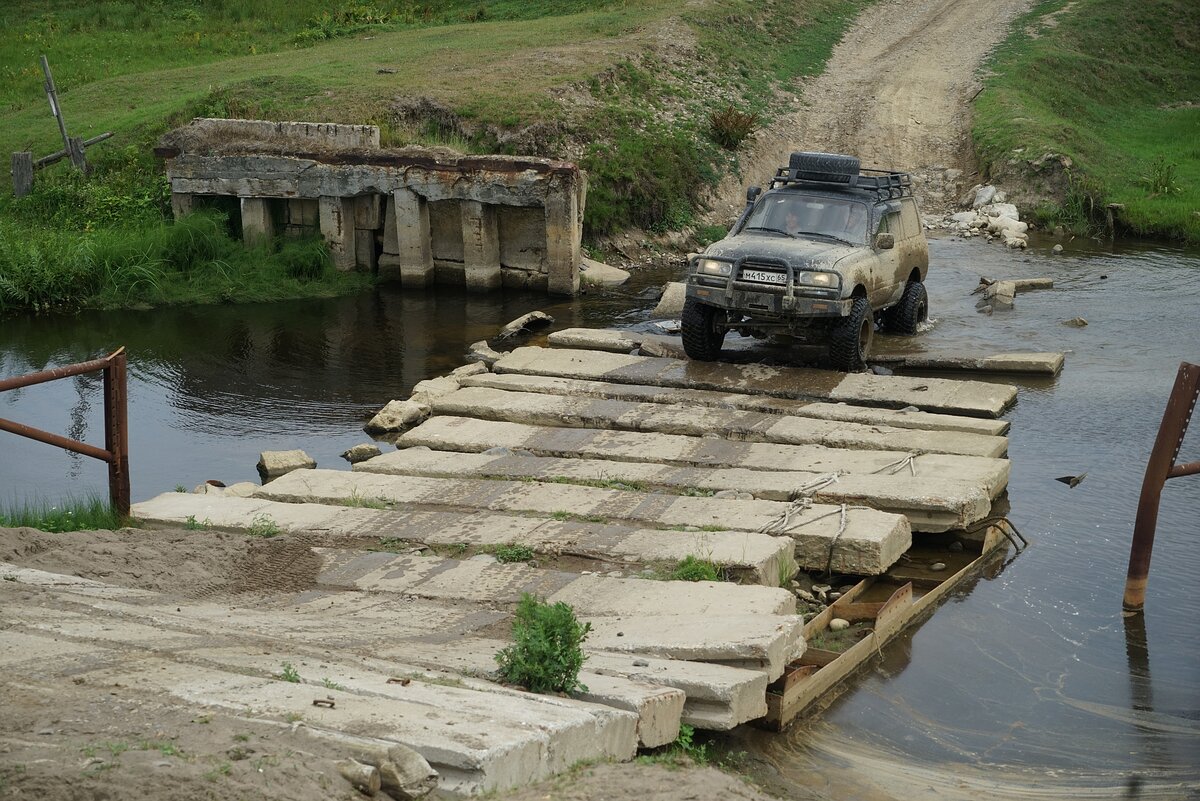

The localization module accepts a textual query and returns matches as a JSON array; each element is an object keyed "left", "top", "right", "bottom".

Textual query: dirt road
[{"left": 708, "top": 0, "right": 1033, "bottom": 221}]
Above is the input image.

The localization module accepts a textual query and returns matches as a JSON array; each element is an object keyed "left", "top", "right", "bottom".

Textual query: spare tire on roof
[{"left": 788, "top": 152, "right": 860, "bottom": 183}]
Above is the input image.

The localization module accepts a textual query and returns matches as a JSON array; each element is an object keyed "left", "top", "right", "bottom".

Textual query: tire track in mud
[{"left": 706, "top": 0, "right": 1033, "bottom": 221}]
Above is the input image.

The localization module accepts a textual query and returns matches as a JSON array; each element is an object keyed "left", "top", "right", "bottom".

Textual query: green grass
[
  {"left": 669, "top": 555, "right": 723, "bottom": 582},
  {"left": 973, "top": 0, "right": 1200, "bottom": 242},
  {"left": 0, "top": 494, "right": 123, "bottom": 532}
]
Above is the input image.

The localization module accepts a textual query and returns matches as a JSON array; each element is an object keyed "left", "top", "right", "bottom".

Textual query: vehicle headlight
[
  {"left": 796, "top": 271, "right": 839, "bottom": 288},
  {"left": 696, "top": 258, "right": 733, "bottom": 277}
]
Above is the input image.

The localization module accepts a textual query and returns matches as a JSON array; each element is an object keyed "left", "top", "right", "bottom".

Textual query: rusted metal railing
[
  {"left": 0, "top": 347, "right": 130, "bottom": 517},
  {"left": 1123, "top": 361, "right": 1199, "bottom": 613}
]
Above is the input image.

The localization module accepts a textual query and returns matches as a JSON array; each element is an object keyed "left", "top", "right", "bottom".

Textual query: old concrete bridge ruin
[{"left": 156, "top": 118, "right": 587, "bottom": 294}]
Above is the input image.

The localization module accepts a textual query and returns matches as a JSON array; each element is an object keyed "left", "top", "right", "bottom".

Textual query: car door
[
  {"left": 897, "top": 198, "right": 927, "bottom": 285},
  {"left": 871, "top": 204, "right": 904, "bottom": 307}
]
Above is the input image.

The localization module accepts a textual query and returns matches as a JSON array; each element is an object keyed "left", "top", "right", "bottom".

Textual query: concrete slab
[
  {"left": 870, "top": 351, "right": 1065, "bottom": 376},
  {"left": 314, "top": 549, "right": 798, "bottom": 616},
  {"left": 460, "top": 372, "right": 1009, "bottom": 436},
  {"left": 494, "top": 346, "right": 1017, "bottom": 418},
  {"left": 432, "top": 386, "right": 1008, "bottom": 457},
  {"left": 2, "top": 568, "right": 766, "bottom": 735},
  {"left": 252, "top": 469, "right": 911, "bottom": 575},
  {"left": 133, "top": 491, "right": 796, "bottom": 585},
  {"left": 379, "top": 638, "right": 766, "bottom": 731},
  {"left": 584, "top": 614, "right": 804, "bottom": 678},
  {"left": 396, "top": 416, "right": 1011, "bottom": 500},
  {"left": 357, "top": 449, "right": 992, "bottom": 533}
]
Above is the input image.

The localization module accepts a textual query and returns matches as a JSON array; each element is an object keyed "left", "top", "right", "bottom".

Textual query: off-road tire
[
  {"left": 829, "top": 296, "right": 873, "bottom": 371},
  {"left": 681, "top": 298, "right": 726, "bottom": 361},
  {"left": 883, "top": 280, "right": 928, "bottom": 335}
]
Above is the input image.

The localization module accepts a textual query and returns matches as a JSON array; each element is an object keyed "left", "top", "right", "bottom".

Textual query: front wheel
[
  {"left": 829, "top": 296, "right": 873, "bottom": 372},
  {"left": 883, "top": 280, "right": 928, "bottom": 335},
  {"left": 681, "top": 298, "right": 727, "bottom": 361}
]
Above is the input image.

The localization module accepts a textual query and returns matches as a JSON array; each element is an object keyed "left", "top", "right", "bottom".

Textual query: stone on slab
[
  {"left": 364, "top": 399, "right": 431, "bottom": 435},
  {"left": 342, "top": 443, "right": 383, "bottom": 464},
  {"left": 468, "top": 340, "right": 502, "bottom": 366},
  {"left": 256, "top": 449, "right": 316, "bottom": 483},
  {"left": 498, "top": 310, "right": 555, "bottom": 339}
]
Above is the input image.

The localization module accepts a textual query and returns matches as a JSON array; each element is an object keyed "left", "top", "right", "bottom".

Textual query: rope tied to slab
[
  {"left": 760, "top": 473, "right": 840, "bottom": 535},
  {"left": 871, "top": 453, "right": 917, "bottom": 476}
]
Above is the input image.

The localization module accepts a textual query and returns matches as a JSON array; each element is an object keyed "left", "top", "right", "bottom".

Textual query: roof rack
[
  {"left": 766, "top": 152, "right": 913, "bottom": 200},
  {"left": 769, "top": 166, "right": 913, "bottom": 199}
]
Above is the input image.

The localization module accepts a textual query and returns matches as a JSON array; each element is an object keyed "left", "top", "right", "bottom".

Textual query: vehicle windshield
[{"left": 741, "top": 194, "right": 869, "bottom": 244}]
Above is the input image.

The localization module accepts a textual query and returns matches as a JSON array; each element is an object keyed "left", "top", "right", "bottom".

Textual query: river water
[{"left": 2, "top": 235, "right": 1198, "bottom": 798}]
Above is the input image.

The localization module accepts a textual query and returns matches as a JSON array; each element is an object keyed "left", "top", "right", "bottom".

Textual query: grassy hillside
[
  {"left": 0, "top": 0, "right": 870, "bottom": 315},
  {"left": 973, "top": 0, "right": 1200, "bottom": 242}
]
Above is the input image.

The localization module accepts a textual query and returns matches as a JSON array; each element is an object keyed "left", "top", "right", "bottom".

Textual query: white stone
[
  {"left": 256, "top": 449, "right": 316, "bottom": 482},
  {"left": 652, "top": 282, "right": 687, "bottom": 318},
  {"left": 364, "top": 400, "right": 431, "bottom": 434}
]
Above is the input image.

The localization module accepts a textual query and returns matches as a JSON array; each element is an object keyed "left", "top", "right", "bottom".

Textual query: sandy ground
[{"left": 706, "top": 0, "right": 1034, "bottom": 222}]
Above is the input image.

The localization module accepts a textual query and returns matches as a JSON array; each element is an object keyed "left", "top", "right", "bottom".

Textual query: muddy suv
[{"left": 682, "top": 152, "right": 929, "bottom": 371}]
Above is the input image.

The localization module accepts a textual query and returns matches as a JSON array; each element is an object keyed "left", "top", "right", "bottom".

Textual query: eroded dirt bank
[{"left": 707, "top": 0, "right": 1034, "bottom": 222}]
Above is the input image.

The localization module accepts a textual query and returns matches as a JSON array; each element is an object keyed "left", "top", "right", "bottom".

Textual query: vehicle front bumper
[{"left": 686, "top": 279, "right": 851, "bottom": 318}]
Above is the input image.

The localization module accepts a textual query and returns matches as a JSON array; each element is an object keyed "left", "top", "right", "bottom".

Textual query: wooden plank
[{"left": 762, "top": 524, "right": 1012, "bottom": 729}]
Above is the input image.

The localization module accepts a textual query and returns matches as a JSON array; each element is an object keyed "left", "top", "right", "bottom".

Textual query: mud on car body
[{"left": 682, "top": 152, "right": 929, "bottom": 371}]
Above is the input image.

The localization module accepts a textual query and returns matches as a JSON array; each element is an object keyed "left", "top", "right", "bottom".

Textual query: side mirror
[
  {"left": 875, "top": 232, "right": 895, "bottom": 250},
  {"left": 746, "top": 186, "right": 761, "bottom": 203}
]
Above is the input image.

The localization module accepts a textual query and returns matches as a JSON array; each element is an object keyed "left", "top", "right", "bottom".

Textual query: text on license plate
[{"left": 742, "top": 269, "right": 787, "bottom": 285}]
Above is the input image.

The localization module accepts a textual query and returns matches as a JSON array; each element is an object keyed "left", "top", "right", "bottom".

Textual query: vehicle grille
[{"left": 736, "top": 259, "right": 789, "bottom": 288}]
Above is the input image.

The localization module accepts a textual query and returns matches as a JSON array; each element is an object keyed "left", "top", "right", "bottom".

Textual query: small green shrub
[
  {"left": 495, "top": 593, "right": 591, "bottom": 693},
  {"left": 278, "top": 662, "right": 301, "bottom": 683},
  {"left": 670, "top": 555, "right": 722, "bottom": 582},
  {"left": 1141, "top": 155, "right": 1181, "bottom": 196},
  {"left": 492, "top": 543, "right": 536, "bottom": 563},
  {"left": 709, "top": 104, "right": 759, "bottom": 150},
  {"left": 248, "top": 514, "right": 280, "bottom": 538}
]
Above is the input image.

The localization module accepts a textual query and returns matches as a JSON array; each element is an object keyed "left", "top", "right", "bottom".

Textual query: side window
[
  {"left": 899, "top": 199, "right": 920, "bottom": 240},
  {"left": 877, "top": 211, "right": 901, "bottom": 236}
]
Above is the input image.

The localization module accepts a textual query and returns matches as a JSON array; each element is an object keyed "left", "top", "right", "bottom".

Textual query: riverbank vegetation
[
  {"left": 0, "top": 494, "right": 124, "bottom": 532},
  {"left": 973, "top": 0, "right": 1199, "bottom": 242},
  {"left": 0, "top": 0, "right": 869, "bottom": 315}
]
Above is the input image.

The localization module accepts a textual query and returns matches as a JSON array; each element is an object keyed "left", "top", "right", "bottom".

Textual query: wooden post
[
  {"left": 103, "top": 348, "right": 130, "bottom": 519},
  {"left": 12, "top": 151, "right": 33, "bottom": 197},
  {"left": 67, "top": 135, "right": 88, "bottom": 173},
  {"left": 40, "top": 55, "right": 72, "bottom": 158}
]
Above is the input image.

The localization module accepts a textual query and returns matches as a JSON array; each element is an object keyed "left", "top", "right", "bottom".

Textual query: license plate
[{"left": 742, "top": 269, "right": 787, "bottom": 285}]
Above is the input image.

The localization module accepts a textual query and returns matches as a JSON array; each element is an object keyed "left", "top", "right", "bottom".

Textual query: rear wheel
[
  {"left": 681, "top": 298, "right": 726, "bottom": 361},
  {"left": 829, "top": 296, "right": 873, "bottom": 371},
  {"left": 883, "top": 280, "right": 928, "bottom": 335}
]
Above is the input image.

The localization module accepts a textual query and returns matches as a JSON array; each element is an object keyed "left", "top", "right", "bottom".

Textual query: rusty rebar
[
  {"left": 0, "top": 348, "right": 130, "bottom": 519},
  {"left": 1123, "top": 362, "right": 1199, "bottom": 613}
]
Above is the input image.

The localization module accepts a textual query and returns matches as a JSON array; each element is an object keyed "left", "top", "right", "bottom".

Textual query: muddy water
[{"left": 2, "top": 236, "right": 1199, "bottom": 797}]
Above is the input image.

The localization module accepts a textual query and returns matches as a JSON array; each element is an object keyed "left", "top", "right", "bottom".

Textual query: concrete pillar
[
  {"left": 239, "top": 197, "right": 274, "bottom": 247},
  {"left": 392, "top": 188, "right": 434, "bottom": 287},
  {"left": 544, "top": 178, "right": 583, "bottom": 295},
  {"left": 461, "top": 200, "right": 501, "bottom": 292},
  {"left": 319, "top": 195, "right": 357, "bottom": 271},
  {"left": 171, "top": 192, "right": 195, "bottom": 220}
]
